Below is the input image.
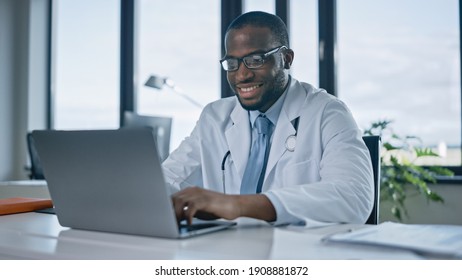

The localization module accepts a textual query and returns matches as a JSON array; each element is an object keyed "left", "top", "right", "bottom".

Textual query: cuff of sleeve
[{"left": 264, "top": 192, "right": 305, "bottom": 226}]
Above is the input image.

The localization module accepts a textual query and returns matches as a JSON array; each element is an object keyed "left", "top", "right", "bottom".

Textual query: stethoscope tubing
[{"left": 221, "top": 117, "right": 300, "bottom": 193}]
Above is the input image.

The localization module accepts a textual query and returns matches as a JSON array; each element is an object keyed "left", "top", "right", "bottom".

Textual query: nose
[{"left": 233, "top": 60, "right": 254, "bottom": 82}]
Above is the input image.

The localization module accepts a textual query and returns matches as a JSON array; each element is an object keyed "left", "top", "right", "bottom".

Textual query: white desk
[
  {"left": 0, "top": 181, "right": 427, "bottom": 260},
  {"left": 0, "top": 212, "right": 426, "bottom": 260}
]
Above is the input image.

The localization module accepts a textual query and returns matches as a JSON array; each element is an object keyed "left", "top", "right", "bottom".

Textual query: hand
[
  {"left": 171, "top": 186, "right": 240, "bottom": 225},
  {"left": 171, "top": 186, "right": 277, "bottom": 225}
]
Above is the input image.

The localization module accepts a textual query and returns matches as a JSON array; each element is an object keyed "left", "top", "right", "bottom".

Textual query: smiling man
[{"left": 162, "top": 11, "right": 374, "bottom": 227}]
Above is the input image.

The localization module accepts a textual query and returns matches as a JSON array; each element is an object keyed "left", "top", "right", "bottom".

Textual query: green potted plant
[{"left": 363, "top": 120, "right": 454, "bottom": 221}]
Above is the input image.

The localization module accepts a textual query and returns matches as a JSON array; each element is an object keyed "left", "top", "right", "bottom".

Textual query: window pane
[
  {"left": 244, "top": 0, "right": 319, "bottom": 87},
  {"left": 52, "top": 0, "right": 120, "bottom": 129},
  {"left": 137, "top": 0, "right": 220, "bottom": 151},
  {"left": 338, "top": 0, "right": 461, "bottom": 166},
  {"left": 290, "top": 0, "right": 319, "bottom": 87},
  {"left": 244, "top": 0, "right": 275, "bottom": 13}
]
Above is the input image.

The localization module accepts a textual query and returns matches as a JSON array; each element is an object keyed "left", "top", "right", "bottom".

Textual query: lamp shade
[
  {"left": 144, "top": 75, "right": 203, "bottom": 108},
  {"left": 144, "top": 75, "right": 166, "bottom": 90}
]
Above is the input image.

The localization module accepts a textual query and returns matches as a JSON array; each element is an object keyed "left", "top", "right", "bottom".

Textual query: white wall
[
  {"left": 0, "top": 0, "right": 48, "bottom": 181},
  {"left": 0, "top": 0, "right": 16, "bottom": 180}
]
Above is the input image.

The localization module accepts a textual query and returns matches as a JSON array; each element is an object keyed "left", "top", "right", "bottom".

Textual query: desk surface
[
  {"left": 0, "top": 212, "right": 424, "bottom": 260},
  {"left": 0, "top": 181, "right": 425, "bottom": 260}
]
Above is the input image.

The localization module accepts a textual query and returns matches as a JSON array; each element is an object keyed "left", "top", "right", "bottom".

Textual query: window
[
  {"left": 136, "top": 0, "right": 220, "bottom": 151},
  {"left": 290, "top": 0, "right": 319, "bottom": 86},
  {"left": 52, "top": 0, "right": 120, "bottom": 129},
  {"left": 338, "top": 0, "right": 461, "bottom": 166},
  {"left": 244, "top": 0, "right": 275, "bottom": 13},
  {"left": 244, "top": 0, "right": 320, "bottom": 88},
  {"left": 49, "top": 0, "right": 462, "bottom": 170}
]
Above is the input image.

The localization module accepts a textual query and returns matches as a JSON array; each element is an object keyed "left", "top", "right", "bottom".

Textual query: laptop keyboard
[
  {"left": 178, "top": 219, "right": 227, "bottom": 235},
  {"left": 35, "top": 207, "right": 56, "bottom": 215},
  {"left": 180, "top": 222, "right": 218, "bottom": 232}
]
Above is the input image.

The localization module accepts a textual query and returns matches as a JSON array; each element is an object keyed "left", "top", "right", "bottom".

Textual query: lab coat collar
[
  {"left": 225, "top": 99, "right": 251, "bottom": 179},
  {"left": 225, "top": 77, "right": 306, "bottom": 182},
  {"left": 264, "top": 77, "right": 306, "bottom": 186}
]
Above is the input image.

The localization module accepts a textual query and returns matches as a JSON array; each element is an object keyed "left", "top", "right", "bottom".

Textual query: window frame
[{"left": 48, "top": 0, "right": 462, "bottom": 177}]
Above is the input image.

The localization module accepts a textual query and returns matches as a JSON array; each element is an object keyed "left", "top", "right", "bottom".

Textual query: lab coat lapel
[
  {"left": 225, "top": 104, "right": 251, "bottom": 179},
  {"left": 265, "top": 80, "right": 306, "bottom": 182}
]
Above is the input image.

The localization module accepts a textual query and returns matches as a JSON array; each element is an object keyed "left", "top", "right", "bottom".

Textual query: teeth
[{"left": 240, "top": 85, "right": 260, "bottom": 92}]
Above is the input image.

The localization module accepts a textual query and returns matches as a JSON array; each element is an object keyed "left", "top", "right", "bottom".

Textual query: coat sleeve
[
  {"left": 161, "top": 118, "right": 204, "bottom": 195},
  {"left": 265, "top": 98, "right": 374, "bottom": 227}
]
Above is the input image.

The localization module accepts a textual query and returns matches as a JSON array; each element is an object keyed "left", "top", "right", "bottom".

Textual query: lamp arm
[
  {"left": 168, "top": 84, "right": 203, "bottom": 109},
  {"left": 175, "top": 91, "right": 203, "bottom": 109},
  {"left": 147, "top": 76, "right": 203, "bottom": 109}
]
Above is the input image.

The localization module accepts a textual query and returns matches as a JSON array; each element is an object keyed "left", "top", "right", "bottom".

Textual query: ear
[{"left": 283, "top": 49, "right": 294, "bottom": 69}]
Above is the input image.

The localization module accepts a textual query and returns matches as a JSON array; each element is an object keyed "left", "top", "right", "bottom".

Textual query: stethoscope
[{"left": 221, "top": 117, "right": 300, "bottom": 193}]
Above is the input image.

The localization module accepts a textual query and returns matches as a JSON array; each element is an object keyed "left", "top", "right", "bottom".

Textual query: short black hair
[{"left": 226, "top": 11, "right": 289, "bottom": 47}]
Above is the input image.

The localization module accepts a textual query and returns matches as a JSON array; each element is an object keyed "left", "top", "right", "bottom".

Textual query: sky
[{"left": 337, "top": 0, "right": 460, "bottom": 150}]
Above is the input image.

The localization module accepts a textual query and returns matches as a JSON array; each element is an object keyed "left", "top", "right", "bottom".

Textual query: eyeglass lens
[{"left": 221, "top": 46, "right": 285, "bottom": 71}]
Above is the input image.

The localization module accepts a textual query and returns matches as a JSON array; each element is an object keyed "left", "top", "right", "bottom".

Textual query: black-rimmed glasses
[{"left": 220, "top": 46, "right": 287, "bottom": 72}]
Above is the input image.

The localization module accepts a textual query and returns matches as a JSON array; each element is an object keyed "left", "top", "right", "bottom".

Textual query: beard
[{"left": 234, "top": 70, "right": 289, "bottom": 112}]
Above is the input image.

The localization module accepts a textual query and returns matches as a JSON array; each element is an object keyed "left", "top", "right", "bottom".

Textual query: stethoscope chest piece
[{"left": 285, "top": 135, "right": 297, "bottom": 152}]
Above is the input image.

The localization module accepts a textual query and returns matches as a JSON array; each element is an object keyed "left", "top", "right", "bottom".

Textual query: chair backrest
[
  {"left": 26, "top": 132, "right": 45, "bottom": 179},
  {"left": 122, "top": 111, "right": 172, "bottom": 162},
  {"left": 362, "top": 135, "right": 381, "bottom": 225}
]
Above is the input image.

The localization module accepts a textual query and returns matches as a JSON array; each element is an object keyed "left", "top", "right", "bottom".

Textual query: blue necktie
[{"left": 240, "top": 115, "right": 272, "bottom": 194}]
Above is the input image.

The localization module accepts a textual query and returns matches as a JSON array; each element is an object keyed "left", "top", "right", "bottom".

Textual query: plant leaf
[
  {"left": 429, "top": 166, "right": 455, "bottom": 177},
  {"left": 364, "top": 119, "right": 452, "bottom": 221},
  {"left": 414, "top": 147, "right": 439, "bottom": 158},
  {"left": 427, "top": 191, "right": 445, "bottom": 203},
  {"left": 383, "top": 142, "right": 400, "bottom": 151},
  {"left": 391, "top": 206, "right": 402, "bottom": 221}
]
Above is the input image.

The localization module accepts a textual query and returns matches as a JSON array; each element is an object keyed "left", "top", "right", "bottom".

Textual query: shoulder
[
  {"left": 295, "top": 79, "right": 339, "bottom": 105},
  {"left": 197, "top": 96, "right": 239, "bottom": 124},
  {"left": 293, "top": 79, "right": 347, "bottom": 109},
  {"left": 287, "top": 78, "right": 349, "bottom": 114}
]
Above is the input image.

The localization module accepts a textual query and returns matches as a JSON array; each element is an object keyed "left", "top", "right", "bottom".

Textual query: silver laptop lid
[{"left": 32, "top": 128, "right": 182, "bottom": 238}]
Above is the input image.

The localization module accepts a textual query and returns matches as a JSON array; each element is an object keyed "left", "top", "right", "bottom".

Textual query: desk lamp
[{"left": 144, "top": 75, "right": 203, "bottom": 108}]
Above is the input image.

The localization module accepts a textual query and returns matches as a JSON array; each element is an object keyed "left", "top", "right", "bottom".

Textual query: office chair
[
  {"left": 122, "top": 111, "right": 173, "bottom": 162},
  {"left": 362, "top": 135, "right": 381, "bottom": 225},
  {"left": 26, "top": 132, "right": 45, "bottom": 179}
]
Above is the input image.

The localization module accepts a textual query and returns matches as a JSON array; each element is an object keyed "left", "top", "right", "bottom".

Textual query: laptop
[{"left": 32, "top": 128, "right": 236, "bottom": 239}]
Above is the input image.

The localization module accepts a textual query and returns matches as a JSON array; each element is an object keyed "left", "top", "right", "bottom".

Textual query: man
[{"left": 162, "top": 11, "right": 373, "bottom": 227}]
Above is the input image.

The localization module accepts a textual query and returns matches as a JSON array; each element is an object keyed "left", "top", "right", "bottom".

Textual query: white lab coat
[{"left": 162, "top": 77, "right": 374, "bottom": 227}]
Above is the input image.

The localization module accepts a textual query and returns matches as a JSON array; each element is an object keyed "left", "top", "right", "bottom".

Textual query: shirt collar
[{"left": 248, "top": 77, "right": 290, "bottom": 127}]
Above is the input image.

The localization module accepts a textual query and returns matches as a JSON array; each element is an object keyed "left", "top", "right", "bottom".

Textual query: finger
[
  {"left": 184, "top": 204, "right": 197, "bottom": 225},
  {"left": 195, "top": 210, "right": 219, "bottom": 220},
  {"left": 171, "top": 196, "right": 187, "bottom": 223}
]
